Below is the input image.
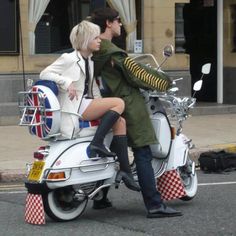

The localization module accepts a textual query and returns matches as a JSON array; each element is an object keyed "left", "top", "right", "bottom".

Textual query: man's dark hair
[{"left": 90, "top": 8, "right": 119, "bottom": 33}]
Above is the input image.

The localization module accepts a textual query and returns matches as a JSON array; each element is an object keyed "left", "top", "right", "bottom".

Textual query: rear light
[
  {"left": 33, "top": 152, "right": 45, "bottom": 160},
  {"left": 47, "top": 172, "right": 66, "bottom": 180},
  {"left": 33, "top": 146, "right": 49, "bottom": 160}
]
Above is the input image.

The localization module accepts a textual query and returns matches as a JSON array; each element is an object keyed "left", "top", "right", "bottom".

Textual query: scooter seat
[{"left": 67, "top": 119, "right": 98, "bottom": 138}]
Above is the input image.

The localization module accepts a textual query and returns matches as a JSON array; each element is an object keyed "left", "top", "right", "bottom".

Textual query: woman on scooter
[{"left": 40, "top": 20, "right": 140, "bottom": 192}]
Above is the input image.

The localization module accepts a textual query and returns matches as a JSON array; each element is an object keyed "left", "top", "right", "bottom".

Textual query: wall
[
  {"left": 224, "top": 68, "right": 236, "bottom": 104},
  {"left": 142, "top": 0, "right": 191, "bottom": 97},
  {"left": 0, "top": 0, "right": 191, "bottom": 73},
  {"left": 143, "top": 0, "right": 190, "bottom": 71},
  {"left": 1, "top": 0, "right": 235, "bottom": 125},
  {"left": 223, "top": 0, "right": 236, "bottom": 67},
  {"left": 223, "top": 0, "right": 236, "bottom": 104}
]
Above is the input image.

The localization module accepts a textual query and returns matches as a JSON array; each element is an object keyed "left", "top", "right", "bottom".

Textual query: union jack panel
[{"left": 18, "top": 85, "right": 61, "bottom": 140}]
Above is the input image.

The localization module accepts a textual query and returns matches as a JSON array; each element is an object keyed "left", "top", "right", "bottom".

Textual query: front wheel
[
  {"left": 42, "top": 186, "right": 88, "bottom": 222},
  {"left": 178, "top": 158, "right": 198, "bottom": 201}
]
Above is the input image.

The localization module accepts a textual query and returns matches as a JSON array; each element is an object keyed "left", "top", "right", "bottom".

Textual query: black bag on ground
[{"left": 198, "top": 150, "right": 236, "bottom": 172}]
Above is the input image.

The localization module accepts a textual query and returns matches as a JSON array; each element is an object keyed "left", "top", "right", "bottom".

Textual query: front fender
[{"left": 166, "top": 134, "right": 189, "bottom": 170}]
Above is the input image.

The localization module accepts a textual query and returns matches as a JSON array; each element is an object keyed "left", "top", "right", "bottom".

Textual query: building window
[
  {"left": 35, "top": 0, "right": 92, "bottom": 54},
  {"left": 175, "top": 3, "right": 185, "bottom": 53},
  {"left": 34, "top": 0, "right": 141, "bottom": 54},
  {"left": 0, "top": 0, "right": 19, "bottom": 55},
  {"left": 231, "top": 5, "right": 236, "bottom": 52}
]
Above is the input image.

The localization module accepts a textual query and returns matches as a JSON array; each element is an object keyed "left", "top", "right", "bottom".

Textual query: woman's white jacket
[{"left": 40, "top": 50, "right": 101, "bottom": 139}]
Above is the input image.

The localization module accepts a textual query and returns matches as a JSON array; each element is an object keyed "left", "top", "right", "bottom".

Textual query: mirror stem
[{"left": 157, "top": 57, "right": 167, "bottom": 70}]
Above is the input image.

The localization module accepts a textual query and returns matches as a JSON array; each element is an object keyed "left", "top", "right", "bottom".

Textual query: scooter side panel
[
  {"left": 43, "top": 136, "right": 93, "bottom": 168},
  {"left": 43, "top": 138, "right": 116, "bottom": 188},
  {"left": 150, "top": 113, "right": 172, "bottom": 158}
]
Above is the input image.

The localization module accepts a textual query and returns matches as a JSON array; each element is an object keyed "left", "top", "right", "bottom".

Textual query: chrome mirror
[
  {"left": 163, "top": 45, "right": 174, "bottom": 58},
  {"left": 193, "top": 80, "right": 203, "bottom": 91},
  {"left": 201, "top": 63, "right": 211, "bottom": 75}
]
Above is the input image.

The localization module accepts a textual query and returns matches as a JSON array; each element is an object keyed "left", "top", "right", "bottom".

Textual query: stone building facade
[{"left": 0, "top": 0, "right": 236, "bottom": 125}]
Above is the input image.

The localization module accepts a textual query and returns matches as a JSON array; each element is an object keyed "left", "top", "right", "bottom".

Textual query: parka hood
[{"left": 92, "top": 39, "right": 127, "bottom": 76}]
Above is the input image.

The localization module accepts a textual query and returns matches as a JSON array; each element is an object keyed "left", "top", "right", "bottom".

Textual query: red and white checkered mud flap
[
  {"left": 157, "top": 169, "right": 186, "bottom": 201},
  {"left": 25, "top": 193, "right": 46, "bottom": 225}
]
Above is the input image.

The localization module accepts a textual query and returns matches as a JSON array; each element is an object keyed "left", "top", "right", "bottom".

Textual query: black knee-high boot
[
  {"left": 89, "top": 110, "right": 120, "bottom": 158},
  {"left": 110, "top": 135, "right": 140, "bottom": 192}
]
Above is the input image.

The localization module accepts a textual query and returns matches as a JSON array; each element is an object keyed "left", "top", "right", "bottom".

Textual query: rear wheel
[
  {"left": 42, "top": 186, "right": 88, "bottom": 222},
  {"left": 179, "top": 158, "right": 198, "bottom": 201}
]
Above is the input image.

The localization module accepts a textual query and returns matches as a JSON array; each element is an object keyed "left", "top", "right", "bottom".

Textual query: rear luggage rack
[{"left": 18, "top": 85, "right": 61, "bottom": 139}]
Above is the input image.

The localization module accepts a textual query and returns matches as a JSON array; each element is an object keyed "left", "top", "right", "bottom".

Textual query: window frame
[
  {"left": 175, "top": 3, "right": 186, "bottom": 54},
  {"left": 0, "top": 0, "right": 19, "bottom": 55},
  {"left": 231, "top": 4, "right": 236, "bottom": 52}
]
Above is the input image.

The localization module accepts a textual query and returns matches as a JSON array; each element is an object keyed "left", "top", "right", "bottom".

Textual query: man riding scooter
[{"left": 90, "top": 8, "right": 182, "bottom": 218}]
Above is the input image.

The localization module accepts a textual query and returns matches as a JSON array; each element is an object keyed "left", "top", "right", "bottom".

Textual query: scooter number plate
[{"left": 28, "top": 161, "right": 45, "bottom": 181}]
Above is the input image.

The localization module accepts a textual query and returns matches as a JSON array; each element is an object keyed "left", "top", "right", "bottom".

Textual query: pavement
[{"left": 0, "top": 113, "right": 236, "bottom": 183}]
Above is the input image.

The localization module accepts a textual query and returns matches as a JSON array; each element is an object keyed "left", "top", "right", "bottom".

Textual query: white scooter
[{"left": 18, "top": 45, "right": 211, "bottom": 222}]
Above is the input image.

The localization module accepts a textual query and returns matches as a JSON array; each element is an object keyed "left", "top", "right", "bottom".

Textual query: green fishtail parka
[{"left": 92, "top": 39, "right": 171, "bottom": 148}]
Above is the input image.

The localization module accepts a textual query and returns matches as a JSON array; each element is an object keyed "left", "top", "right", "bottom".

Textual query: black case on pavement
[{"left": 199, "top": 150, "right": 236, "bottom": 172}]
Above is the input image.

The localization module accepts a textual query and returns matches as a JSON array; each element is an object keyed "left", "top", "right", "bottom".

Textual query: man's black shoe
[
  {"left": 147, "top": 204, "right": 183, "bottom": 218},
  {"left": 93, "top": 198, "right": 112, "bottom": 210}
]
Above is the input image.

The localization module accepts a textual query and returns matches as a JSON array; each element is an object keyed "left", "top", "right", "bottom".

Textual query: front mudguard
[
  {"left": 25, "top": 181, "right": 51, "bottom": 195},
  {"left": 166, "top": 134, "right": 189, "bottom": 170}
]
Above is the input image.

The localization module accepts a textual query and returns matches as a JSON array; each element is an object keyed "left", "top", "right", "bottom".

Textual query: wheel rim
[{"left": 47, "top": 188, "right": 88, "bottom": 221}]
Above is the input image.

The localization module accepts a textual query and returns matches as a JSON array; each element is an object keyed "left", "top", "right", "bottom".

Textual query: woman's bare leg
[
  {"left": 83, "top": 97, "right": 126, "bottom": 136},
  {"left": 81, "top": 97, "right": 124, "bottom": 121}
]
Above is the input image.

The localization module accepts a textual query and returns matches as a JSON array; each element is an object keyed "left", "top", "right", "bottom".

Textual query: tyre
[
  {"left": 179, "top": 158, "right": 198, "bottom": 201},
  {"left": 42, "top": 186, "right": 88, "bottom": 222}
]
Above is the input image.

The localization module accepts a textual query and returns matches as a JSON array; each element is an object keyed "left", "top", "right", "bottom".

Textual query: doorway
[{"left": 183, "top": 0, "right": 217, "bottom": 102}]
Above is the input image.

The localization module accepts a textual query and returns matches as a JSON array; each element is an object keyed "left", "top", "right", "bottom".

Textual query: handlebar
[
  {"left": 132, "top": 51, "right": 206, "bottom": 125},
  {"left": 147, "top": 89, "right": 196, "bottom": 121}
]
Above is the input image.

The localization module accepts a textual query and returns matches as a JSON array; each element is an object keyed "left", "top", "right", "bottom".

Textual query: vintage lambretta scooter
[{"left": 18, "top": 45, "right": 211, "bottom": 223}]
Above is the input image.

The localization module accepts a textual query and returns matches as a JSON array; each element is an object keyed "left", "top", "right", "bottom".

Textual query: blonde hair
[{"left": 70, "top": 20, "right": 100, "bottom": 50}]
